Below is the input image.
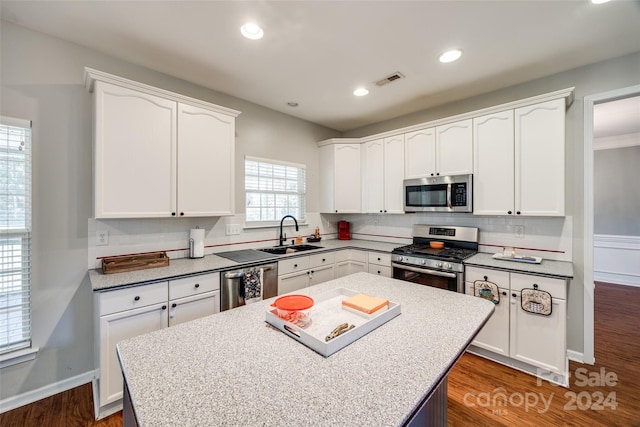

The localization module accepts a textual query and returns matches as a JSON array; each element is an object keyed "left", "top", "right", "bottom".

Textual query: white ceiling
[{"left": 2, "top": 0, "right": 640, "bottom": 132}]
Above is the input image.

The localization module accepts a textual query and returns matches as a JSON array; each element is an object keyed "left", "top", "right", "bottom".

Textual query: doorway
[{"left": 583, "top": 85, "right": 640, "bottom": 364}]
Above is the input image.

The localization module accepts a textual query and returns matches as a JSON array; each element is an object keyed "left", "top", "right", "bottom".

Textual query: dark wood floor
[{"left": 1, "top": 282, "right": 639, "bottom": 426}]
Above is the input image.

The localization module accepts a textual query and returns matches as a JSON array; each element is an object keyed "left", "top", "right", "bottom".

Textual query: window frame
[{"left": 244, "top": 156, "right": 307, "bottom": 228}]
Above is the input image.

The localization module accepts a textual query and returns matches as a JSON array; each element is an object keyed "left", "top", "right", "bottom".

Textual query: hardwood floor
[{"left": 1, "top": 282, "right": 638, "bottom": 426}]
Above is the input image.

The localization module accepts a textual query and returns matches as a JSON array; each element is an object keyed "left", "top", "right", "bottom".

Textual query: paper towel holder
[{"left": 189, "top": 226, "right": 205, "bottom": 259}]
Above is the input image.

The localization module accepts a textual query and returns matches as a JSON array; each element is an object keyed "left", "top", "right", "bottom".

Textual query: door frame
[{"left": 583, "top": 84, "right": 640, "bottom": 365}]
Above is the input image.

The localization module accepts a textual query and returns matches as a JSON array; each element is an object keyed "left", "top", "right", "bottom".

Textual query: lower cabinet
[
  {"left": 465, "top": 266, "right": 568, "bottom": 384},
  {"left": 277, "top": 252, "right": 336, "bottom": 295},
  {"left": 335, "top": 249, "right": 368, "bottom": 278},
  {"left": 94, "top": 273, "right": 220, "bottom": 419},
  {"left": 368, "top": 251, "right": 392, "bottom": 277}
]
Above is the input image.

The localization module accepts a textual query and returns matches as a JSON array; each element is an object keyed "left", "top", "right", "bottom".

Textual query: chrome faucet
[{"left": 279, "top": 215, "right": 299, "bottom": 246}]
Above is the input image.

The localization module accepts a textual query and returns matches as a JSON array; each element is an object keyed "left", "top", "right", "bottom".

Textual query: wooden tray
[
  {"left": 266, "top": 288, "right": 401, "bottom": 357},
  {"left": 101, "top": 252, "right": 169, "bottom": 274}
]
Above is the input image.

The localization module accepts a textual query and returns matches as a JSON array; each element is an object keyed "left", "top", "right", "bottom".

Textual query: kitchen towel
[
  {"left": 521, "top": 287, "right": 552, "bottom": 316},
  {"left": 473, "top": 280, "right": 500, "bottom": 305},
  {"left": 189, "top": 228, "right": 205, "bottom": 258},
  {"left": 243, "top": 268, "right": 263, "bottom": 304}
]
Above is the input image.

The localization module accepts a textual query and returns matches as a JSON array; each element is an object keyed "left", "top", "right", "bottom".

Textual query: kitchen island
[{"left": 116, "top": 272, "right": 494, "bottom": 426}]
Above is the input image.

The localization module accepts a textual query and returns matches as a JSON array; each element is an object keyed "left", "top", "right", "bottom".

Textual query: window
[
  {"left": 0, "top": 116, "right": 32, "bottom": 355},
  {"left": 245, "top": 157, "right": 306, "bottom": 226}
]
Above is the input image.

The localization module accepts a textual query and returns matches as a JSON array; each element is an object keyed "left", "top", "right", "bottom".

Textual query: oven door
[{"left": 392, "top": 262, "right": 463, "bottom": 293}]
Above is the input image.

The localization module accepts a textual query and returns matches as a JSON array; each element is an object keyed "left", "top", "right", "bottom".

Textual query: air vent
[{"left": 374, "top": 72, "right": 405, "bottom": 87}]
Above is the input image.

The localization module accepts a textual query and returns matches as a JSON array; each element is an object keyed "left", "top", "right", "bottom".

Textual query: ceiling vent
[{"left": 374, "top": 72, "right": 405, "bottom": 87}]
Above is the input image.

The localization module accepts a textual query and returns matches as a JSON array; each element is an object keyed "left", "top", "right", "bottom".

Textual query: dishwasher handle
[{"left": 224, "top": 265, "right": 273, "bottom": 279}]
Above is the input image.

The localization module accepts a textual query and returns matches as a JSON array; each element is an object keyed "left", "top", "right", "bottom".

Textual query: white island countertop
[{"left": 117, "top": 272, "right": 494, "bottom": 426}]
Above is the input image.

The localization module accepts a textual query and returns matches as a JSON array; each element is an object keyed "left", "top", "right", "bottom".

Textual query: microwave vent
[{"left": 374, "top": 72, "right": 405, "bottom": 87}]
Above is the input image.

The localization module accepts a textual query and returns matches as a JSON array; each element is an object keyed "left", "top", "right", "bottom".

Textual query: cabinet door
[
  {"left": 509, "top": 290, "right": 567, "bottom": 374},
  {"left": 435, "top": 119, "right": 473, "bottom": 176},
  {"left": 94, "top": 81, "right": 177, "bottom": 218},
  {"left": 515, "top": 99, "right": 565, "bottom": 216},
  {"left": 335, "top": 261, "right": 351, "bottom": 278},
  {"left": 177, "top": 104, "right": 235, "bottom": 216},
  {"left": 405, "top": 128, "right": 436, "bottom": 178},
  {"left": 349, "top": 261, "right": 368, "bottom": 275},
  {"left": 278, "top": 271, "right": 309, "bottom": 295},
  {"left": 99, "top": 303, "right": 168, "bottom": 406},
  {"left": 473, "top": 111, "right": 515, "bottom": 215},
  {"left": 309, "top": 264, "right": 335, "bottom": 286},
  {"left": 169, "top": 291, "right": 220, "bottom": 327},
  {"left": 361, "top": 139, "right": 384, "bottom": 213},
  {"left": 472, "top": 288, "right": 510, "bottom": 356},
  {"left": 383, "top": 136, "right": 405, "bottom": 213},
  {"left": 334, "top": 144, "right": 362, "bottom": 213}
]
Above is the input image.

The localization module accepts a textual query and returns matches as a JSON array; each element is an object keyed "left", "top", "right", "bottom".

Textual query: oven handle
[
  {"left": 392, "top": 263, "right": 457, "bottom": 279},
  {"left": 447, "top": 183, "right": 452, "bottom": 210}
]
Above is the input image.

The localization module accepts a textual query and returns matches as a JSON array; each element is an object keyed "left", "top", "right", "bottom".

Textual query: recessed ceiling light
[
  {"left": 590, "top": 0, "right": 610, "bottom": 3},
  {"left": 353, "top": 88, "right": 369, "bottom": 97},
  {"left": 241, "top": 23, "right": 263, "bottom": 40},
  {"left": 439, "top": 49, "right": 463, "bottom": 63},
  {"left": 287, "top": 102, "right": 299, "bottom": 107}
]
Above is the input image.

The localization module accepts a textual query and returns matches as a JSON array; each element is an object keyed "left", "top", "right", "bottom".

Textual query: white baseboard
[
  {"left": 0, "top": 370, "right": 97, "bottom": 414},
  {"left": 594, "top": 234, "right": 640, "bottom": 287},
  {"left": 567, "top": 349, "right": 586, "bottom": 364}
]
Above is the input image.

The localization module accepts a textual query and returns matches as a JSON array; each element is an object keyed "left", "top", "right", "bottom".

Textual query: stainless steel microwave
[{"left": 403, "top": 174, "right": 473, "bottom": 213}]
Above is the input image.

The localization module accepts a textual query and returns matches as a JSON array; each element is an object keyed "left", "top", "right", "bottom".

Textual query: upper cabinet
[
  {"left": 85, "top": 68, "right": 240, "bottom": 219},
  {"left": 435, "top": 119, "right": 473, "bottom": 176},
  {"left": 404, "top": 128, "right": 435, "bottom": 179},
  {"left": 319, "top": 142, "right": 362, "bottom": 213},
  {"left": 473, "top": 99, "right": 566, "bottom": 216},
  {"left": 362, "top": 136, "right": 405, "bottom": 214}
]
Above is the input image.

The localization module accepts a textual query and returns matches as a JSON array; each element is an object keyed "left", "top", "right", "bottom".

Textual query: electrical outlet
[
  {"left": 225, "top": 224, "right": 241, "bottom": 235},
  {"left": 96, "top": 230, "right": 109, "bottom": 246},
  {"left": 515, "top": 225, "right": 525, "bottom": 238}
]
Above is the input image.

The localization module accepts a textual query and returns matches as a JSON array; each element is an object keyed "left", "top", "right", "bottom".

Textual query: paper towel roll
[{"left": 189, "top": 228, "right": 205, "bottom": 258}]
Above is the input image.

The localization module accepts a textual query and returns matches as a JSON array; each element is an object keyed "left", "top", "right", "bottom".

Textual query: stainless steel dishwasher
[{"left": 220, "top": 262, "right": 278, "bottom": 311}]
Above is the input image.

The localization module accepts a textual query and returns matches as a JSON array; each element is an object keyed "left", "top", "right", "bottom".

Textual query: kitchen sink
[{"left": 258, "top": 244, "right": 323, "bottom": 255}]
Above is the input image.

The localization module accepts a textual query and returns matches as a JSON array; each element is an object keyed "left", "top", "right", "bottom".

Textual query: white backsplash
[{"left": 88, "top": 212, "right": 572, "bottom": 269}]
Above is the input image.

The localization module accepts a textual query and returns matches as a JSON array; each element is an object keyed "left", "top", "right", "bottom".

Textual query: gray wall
[
  {"left": 594, "top": 145, "right": 640, "bottom": 235},
  {"left": 0, "top": 22, "right": 338, "bottom": 401},
  {"left": 345, "top": 51, "right": 640, "bottom": 356}
]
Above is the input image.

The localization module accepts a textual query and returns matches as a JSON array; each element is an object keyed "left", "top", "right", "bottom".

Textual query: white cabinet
[
  {"left": 335, "top": 250, "right": 368, "bottom": 278},
  {"left": 367, "top": 252, "right": 392, "bottom": 277},
  {"left": 168, "top": 273, "right": 220, "bottom": 326},
  {"left": 473, "top": 99, "right": 566, "bottom": 216},
  {"left": 466, "top": 266, "right": 568, "bottom": 383},
  {"left": 362, "top": 136, "right": 405, "bottom": 213},
  {"left": 86, "top": 69, "right": 240, "bottom": 219},
  {"left": 434, "top": 119, "right": 473, "bottom": 176},
  {"left": 514, "top": 99, "right": 565, "bottom": 216},
  {"left": 472, "top": 110, "right": 514, "bottom": 216},
  {"left": 319, "top": 143, "right": 362, "bottom": 213},
  {"left": 404, "top": 128, "right": 435, "bottom": 179},
  {"left": 277, "top": 252, "right": 336, "bottom": 294},
  {"left": 94, "top": 272, "right": 220, "bottom": 418},
  {"left": 95, "top": 282, "right": 169, "bottom": 418}
]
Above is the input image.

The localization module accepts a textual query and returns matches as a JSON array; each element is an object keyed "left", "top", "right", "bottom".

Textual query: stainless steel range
[{"left": 392, "top": 224, "right": 478, "bottom": 292}]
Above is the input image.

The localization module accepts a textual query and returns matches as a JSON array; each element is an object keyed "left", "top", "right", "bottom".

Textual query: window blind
[
  {"left": 245, "top": 157, "right": 306, "bottom": 225},
  {"left": 0, "top": 116, "right": 32, "bottom": 354}
]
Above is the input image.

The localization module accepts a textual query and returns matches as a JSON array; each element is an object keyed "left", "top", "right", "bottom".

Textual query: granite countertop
[
  {"left": 464, "top": 252, "right": 574, "bottom": 279},
  {"left": 89, "top": 239, "right": 401, "bottom": 292},
  {"left": 117, "top": 272, "right": 495, "bottom": 427}
]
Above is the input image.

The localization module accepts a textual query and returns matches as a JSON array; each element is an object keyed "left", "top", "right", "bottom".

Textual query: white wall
[{"left": 0, "top": 22, "right": 338, "bottom": 403}]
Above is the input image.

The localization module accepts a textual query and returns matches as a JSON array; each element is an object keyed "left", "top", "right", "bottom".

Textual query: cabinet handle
[
  {"left": 171, "top": 212, "right": 176, "bottom": 216},
  {"left": 502, "top": 291, "right": 507, "bottom": 296},
  {"left": 294, "top": 264, "right": 298, "bottom": 268},
  {"left": 377, "top": 257, "right": 381, "bottom": 261},
  {"left": 507, "top": 210, "right": 512, "bottom": 215},
  {"left": 436, "top": 173, "right": 440, "bottom": 176},
  {"left": 195, "top": 283, "right": 200, "bottom": 289},
  {"left": 484, "top": 275, "right": 488, "bottom": 281},
  {"left": 335, "top": 210, "right": 338, "bottom": 213},
  {"left": 172, "top": 303, "right": 177, "bottom": 308},
  {"left": 377, "top": 270, "right": 381, "bottom": 274},
  {"left": 134, "top": 296, "right": 140, "bottom": 301},
  {"left": 430, "top": 173, "right": 434, "bottom": 176},
  {"left": 322, "top": 258, "right": 326, "bottom": 262},
  {"left": 516, "top": 211, "right": 521, "bottom": 215},
  {"left": 512, "top": 293, "right": 517, "bottom": 298},
  {"left": 162, "top": 305, "right": 167, "bottom": 310},
  {"left": 180, "top": 212, "right": 184, "bottom": 216}
]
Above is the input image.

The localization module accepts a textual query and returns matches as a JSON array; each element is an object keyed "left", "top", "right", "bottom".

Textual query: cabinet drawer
[
  {"left": 349, "top": 250, "right": 368, "bottom": 263},
  {"left": 510, "top": 273, "right": 566, "bottom": 299},
  {"left": 368, "top": 264, "right": 391, "bottom": 277},
  {"left": 169, "top": 273, "right": 220, "bottom": 300},
  {"left": 368, "top": 252, "right": 391, "bottom": 266},
  {"left": 278, "top": 256, "right": 310, "bottom": 276},
  {"left": 99, "top": 282, "right": 168, "bottom": 316},
  {"left": 309, "top": 252, "right": 335, "bottom": 268},
  {"left": 465, "top": 267, "right": 510, "bottom": 288}
]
